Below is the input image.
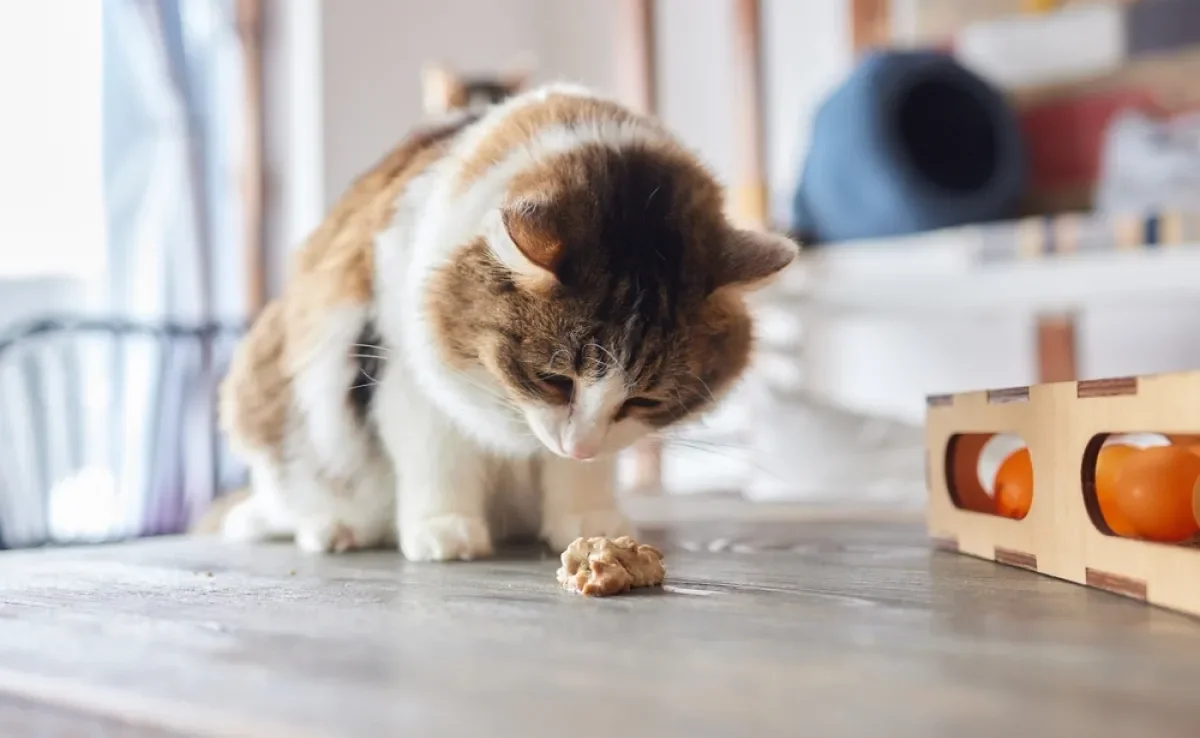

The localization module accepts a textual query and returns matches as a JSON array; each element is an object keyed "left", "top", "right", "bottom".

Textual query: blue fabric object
[{"left": 792, "top": 50, "right": 1026, "bottom": 244}]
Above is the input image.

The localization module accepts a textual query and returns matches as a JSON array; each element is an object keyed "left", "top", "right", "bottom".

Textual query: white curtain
[{"left": 98, "top": 0, "right": 246, "bottom": 541}]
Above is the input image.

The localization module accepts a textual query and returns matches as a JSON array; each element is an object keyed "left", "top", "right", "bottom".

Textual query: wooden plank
[
  {"left": 995, "top": 546, "right": 1038, "bottom": 570},
  {"left": 2, "top": 529, "right": 1200, "bottom": 737},
  {"left": 1086, "top": 567, "right": 1149, "bottom": 600},
  {"left": 987, "top": 386, "right": 1031, "bottom": 404},
  {"left": 0, "top": 691, "right": 194, "bottom": 738},
  {"left": 850, "top": 0, "right": 892, "bottom": 53},
  {"left": 237, "top": 0, "right": 267, "bottom": 313},
  {"left": 1036, "top": 313, "right": 1077, "bottom": 383},
  {"left": 731, "top": 0, "right": 767, "bottom": 229},
  {"left": 1077, "top": 376, "right": 1139, "bottom": 398},
  {"left": 615, "top": 0, "right": 657, "bottom": 115}
]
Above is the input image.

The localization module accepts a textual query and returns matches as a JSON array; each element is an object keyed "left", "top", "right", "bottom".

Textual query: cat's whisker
[
  {"left": 684, "top": 370, "right": 718, "bottom": 406},
  {"left": 444, "top": 365, "right": 513, "bottom": 404},
  {"left": 355, "top": 365, "right": 381, "bottom": 388},
  {"left": 546, "top": 348, "right": 572, "bottom": 374},
  {"left": 664, "top": 387, "right": 695, "bottom": 423},
  {"left": 664, "top": 439, "right": 789, "bottom": 484},
  {"left": 351, "top": 343, "right": 390, "bottom": 353}
]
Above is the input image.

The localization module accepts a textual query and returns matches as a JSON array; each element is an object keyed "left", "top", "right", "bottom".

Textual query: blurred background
[{"left": 2, "top": 0, "right": 1200, "bottom": 547}]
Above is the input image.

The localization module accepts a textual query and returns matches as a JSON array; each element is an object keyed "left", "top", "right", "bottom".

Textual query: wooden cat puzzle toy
[{"left": 925, "top": 370, "right": 1200, "bottom": 618}]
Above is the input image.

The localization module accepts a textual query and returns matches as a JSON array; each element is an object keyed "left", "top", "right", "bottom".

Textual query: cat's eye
[
  {"left": 620, "top": 396, "right": 663, "bottom": 413},
  {"left": 536, "top": 373, "right": 574, "bottom": 402}
]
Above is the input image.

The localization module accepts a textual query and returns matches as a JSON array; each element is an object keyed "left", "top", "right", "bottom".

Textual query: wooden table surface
[{"left": 1, "top": 515, "right": 1198, "bottom": 737}]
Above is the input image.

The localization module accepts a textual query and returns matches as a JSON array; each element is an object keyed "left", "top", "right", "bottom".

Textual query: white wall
[
  {"left": 267, "top": 1, "right": 1200, "bottom": 433},
  {"left": 270, "top": 0, "right": 850, "bottom": 236}
]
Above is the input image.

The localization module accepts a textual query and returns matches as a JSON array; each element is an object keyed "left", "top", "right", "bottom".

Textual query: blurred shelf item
[{"left": 782, "top": 210, "right": 1200, "bottom": 315}]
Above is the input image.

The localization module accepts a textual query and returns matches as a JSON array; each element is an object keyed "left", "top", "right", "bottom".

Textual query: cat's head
[{"left": 422, "top": 125, "right": 797, "bottom": 460}]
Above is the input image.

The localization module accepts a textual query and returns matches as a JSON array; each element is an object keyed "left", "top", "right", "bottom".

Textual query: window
[{"left": 0, "top": 1, "right": 105, "bottom": 280}]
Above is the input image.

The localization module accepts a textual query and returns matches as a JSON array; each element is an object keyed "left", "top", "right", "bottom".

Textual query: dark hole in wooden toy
[
  {"left": 1081, "top": 433, "right": 1116, "bottom": 536},
  {"left": 945, "top": 433, "right": 1033, "bottom": 519}
]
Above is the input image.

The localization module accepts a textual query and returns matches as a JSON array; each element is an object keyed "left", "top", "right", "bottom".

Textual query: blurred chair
[{"left": 0, "top": 316, "right": 245, "bottom": 549}]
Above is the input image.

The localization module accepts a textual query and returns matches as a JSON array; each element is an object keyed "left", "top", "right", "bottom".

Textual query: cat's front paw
[
  {"left": 401, "top": 514, "right": 494, "bottom": 562},
  {"left": 295, "top": 519, "right": 368, "bottom": 554},
  {"left": 541, "top": 510, "right": 632, "bottom": 552}
]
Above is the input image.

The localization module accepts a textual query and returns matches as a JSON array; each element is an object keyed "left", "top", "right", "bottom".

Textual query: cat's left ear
[
  {"left": 485, "top": 206, "right": 562, "bottom": 288},
  {"left": 421, "top": 62, "right": 463, "bottom": 115},
  {"left": 712, "top": 229, "right": 799, "bottom": 291}
]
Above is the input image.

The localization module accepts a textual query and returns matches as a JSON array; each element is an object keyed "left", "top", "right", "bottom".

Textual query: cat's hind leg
[
  {"left": 221, "top": 459, "right": 296, "bottom": 543},
  {"left": 289, "top": 450, "right": 396, "bottom": 554},
  {"left": 221, "top": 453, "right": 395, "bottom": 554}
]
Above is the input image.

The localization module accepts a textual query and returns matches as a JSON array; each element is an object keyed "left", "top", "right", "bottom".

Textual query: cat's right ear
[
  {"left": 484, "top": 206, "right": 562, "bottom": 289},
  {"left": 711, "top": 228, "right": 799, "bottom": 292}
]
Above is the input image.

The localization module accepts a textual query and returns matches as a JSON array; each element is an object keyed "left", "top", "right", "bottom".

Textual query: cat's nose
[{"left": 566, "top": 441, "right": 598, "bottom": 461}]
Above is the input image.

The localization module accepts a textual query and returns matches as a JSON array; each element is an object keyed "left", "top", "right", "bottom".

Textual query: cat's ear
[
  {"left": 712, "top": 229, "right": 799, "bottom": 291},
  {"left": 421, "top": 62, "right": 463, "bottom": 115},
  {"left": 485, "top": 205, "right": 562, "bottom": 287}
]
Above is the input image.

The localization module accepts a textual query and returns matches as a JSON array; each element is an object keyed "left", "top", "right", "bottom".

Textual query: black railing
[{"left": 0, "top": 315, "right": 247, "bottom": 549}]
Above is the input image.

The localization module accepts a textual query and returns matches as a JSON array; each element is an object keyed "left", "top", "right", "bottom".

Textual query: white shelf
[{"left": 786, "top": 241, "right": 1200, "bottom": 315}]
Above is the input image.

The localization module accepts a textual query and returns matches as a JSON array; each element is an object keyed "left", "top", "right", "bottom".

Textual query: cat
[
  {"left": 217, "top": 84, "right": 799, "bottom": 561},
  {"left": 421, "top": 57, "right": 533, "bottom": 115}
]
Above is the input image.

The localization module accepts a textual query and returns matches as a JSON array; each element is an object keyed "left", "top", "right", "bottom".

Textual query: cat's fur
[{"left": 218, "top": 85, "right": 798, "bottom": 560}]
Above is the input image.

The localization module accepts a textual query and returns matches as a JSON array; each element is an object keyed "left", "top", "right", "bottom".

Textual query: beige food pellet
[{"left": 556, "top": 536, "right": 665, "bottom": 597}]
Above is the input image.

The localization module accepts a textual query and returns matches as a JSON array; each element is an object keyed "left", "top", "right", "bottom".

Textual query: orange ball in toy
[
  {"left": 1113, "top": 445, "right": 1200, "bottom": 543},
  {"left": 993, "top": 448, "right": 1033, "bottom": 520},
  {"left": 1094, "top": 444, "right": 1138, "bottom": 537}
]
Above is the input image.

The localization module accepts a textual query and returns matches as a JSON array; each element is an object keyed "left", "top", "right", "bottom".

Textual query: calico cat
[{"left": 218, "top": 85, "right": 799, "bottom": 560}]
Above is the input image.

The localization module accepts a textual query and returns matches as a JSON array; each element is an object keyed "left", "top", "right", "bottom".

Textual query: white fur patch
[
  {"left": 290, "top": 304, "right": 374, "bottom": 479},
  {"left": 521, "top": 373, "right": 653, "bottom": 460}
]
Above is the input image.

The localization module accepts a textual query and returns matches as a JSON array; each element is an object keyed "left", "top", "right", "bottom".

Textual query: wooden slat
[
  {"left": 1086, "top": 567, "right": 1149, "bottom": 601},
  {"left": 930, "top": 535, "right": 960, "bottom": 552},
  {"left": 615, "top": 0, "right": 657, "bottom": 115},
  {"left": 1077, "top": 377, "right": 1139, "bottom": 398},
  {"left": 730, "top": 0, "right": 767, "bottom": 229},
  {"left": 237, "top": 0, "right": 267, "bottom": 313},
  {"left": 850, "top": 0, "right": 891, "bottom": 53},
  {"left": 987, "top": 386, "right": 1031, "bottom": 404},
  {"left": 1036, "top": 313, "right": 1078, "bottom": 383},
  {"left": 994, "top": 546, "right": 1039, "bottom": 571}
]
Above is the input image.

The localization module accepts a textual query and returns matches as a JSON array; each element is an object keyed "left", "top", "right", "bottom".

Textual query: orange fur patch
[{"left": 220, "top": 115, "right": 477, "bottom": 460}]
